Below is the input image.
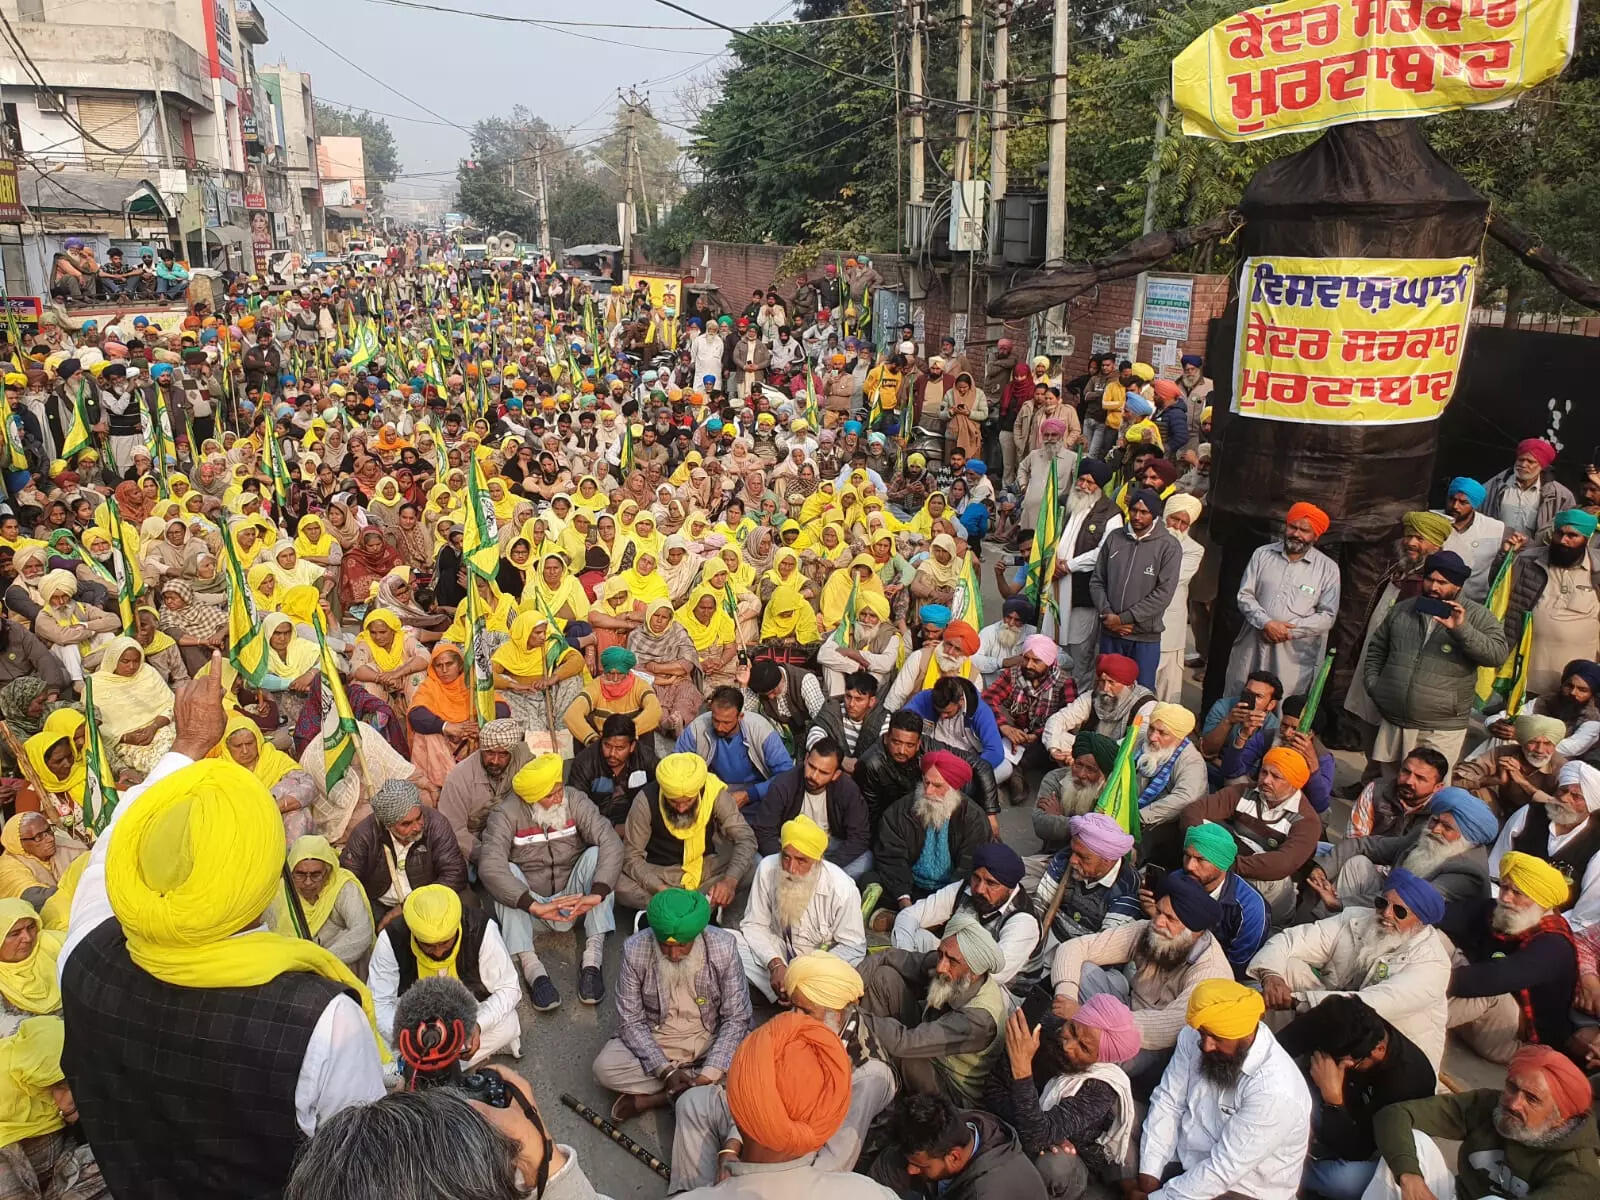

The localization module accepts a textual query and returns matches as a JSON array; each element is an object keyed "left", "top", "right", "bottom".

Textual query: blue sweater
[
  {"left": 1216, "top": 871, "right": 1270, "bottom": 976},
  {"left": 673, "top": 723, "right": 794, "bottom": 804},
  {"left": 904, "top": 688, "right": 1005, "bottom": 769}
]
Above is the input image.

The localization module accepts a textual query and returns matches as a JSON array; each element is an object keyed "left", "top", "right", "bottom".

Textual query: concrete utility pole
[
  {"left": 1043, "top": 0, "right": 1069, "bottom": 269},
  {"left": 1128, "top": 92, "right": 1171, "bottom": 357},
  {"left": 985, "top": 0, "right": 1010, "bottom": 338},
  {"left": 906, "top": 0, "right": 925, "bottom": 204},
  {"left": 621, "top": 90, "right": 640, "bottom": 269},
  {"left": 535, "top": 141, "right": 550, "bottom": 252},
  {"left": 954, "top": 0, "right": 974, "bottom": 184}
]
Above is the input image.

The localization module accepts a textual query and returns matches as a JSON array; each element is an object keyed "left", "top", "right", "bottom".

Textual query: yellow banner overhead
[
  {"left": 1230, "top": 255, "right": 1476, "bottom": 425},
  {"left": 1172, "top": 0, "right": 1579, "bottom": 142}
]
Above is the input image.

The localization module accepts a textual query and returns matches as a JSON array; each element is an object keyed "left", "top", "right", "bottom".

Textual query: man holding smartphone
[{"left": 1362, "top": 551, "right": 1509, "bottom": 782}]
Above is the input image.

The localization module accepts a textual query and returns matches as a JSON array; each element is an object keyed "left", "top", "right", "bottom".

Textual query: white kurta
[
  {"left": 1441, "top": 509, "right": 1506, "bottom": 605},
  {"left": 368, "top": 918, "right": 523, "bottom": 1065},
  {"left": 1226, "top": 541, "right": 1341, "bottom": 701}
]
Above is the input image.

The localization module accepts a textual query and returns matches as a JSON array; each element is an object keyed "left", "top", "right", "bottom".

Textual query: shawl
[
  {"left": 158, "top": 579, "right": 228, "bottom": 641},
  {"left": 821, "top": 557, "right": 887, "bottom": 626},
  {"left": 676, "top": 586, "right": 737, "bottom": 652},
  {"left": 492, "top": 612, "right": 569, "bottom": 679},
  {"left": 0, "top": 900, "right": 62, "bottom": 1014},
  {"left": 269, "top": 542, "right": 324, "bottom": 592},
  {"left": 356, "top": 608, "right": 408, "bottom": 673},
  {"left": 272, "top": 835, "right": 371, "bottom": 937},
  {"left": 918, "top": 534, "right": 963, "bottom": 589},
  {"left": 263, "top": 613, "right": 320, "bottom": 680},
  {"left": 907, "top": 492, "right": 949, "bottom": 537},
  {"left": 526, "top": 557, "right": 591, "bottom": 624},
  {"left": 247, "top": 561, "right": 279, "bottom": 611},
  {"left": 716, "top": 550, "right": 755, "bottom": 592},
  {"left": 367, "top": 478, "right": 405, "bottom": 529},
  {"left": 761, "top": 548, "right": 804, "bottom": 592},
  {"left": 0, "top": 817, "right": 79, "bottom": 890},
  {"left": 742, "top": 526, "right": 777, "bottom": 578},
  {"left": 294, "top": 516, "right": 335, "bottom": 559},
  {"left": 23, "top": 727, "right": 83, "bottom": 798},
  {"left": 0, "top": 679, "right": 63, "bottom": 743},
  {"left": 626, "top": 599, "right": 698, "bottom": 665},
  {"left": 614, "top": 560, "right": 671, "bottom": 607},
  {"left": 442, "top": 581, "right": 516, "bottom": 643},
  {"left": 90, "top": 638, "right": 175, "bottom": 739},
  {"left": 340, "top": 532, "right": 403, "bottom": 605},
  {"left": 376, "top": 570, "right": 450, "bottom": 631},
  {"left": 411, "top": 644, "right": 473, "bottom": 722},
  {"left": 659, "top": 534, "right": 699, "bottom": 604},
  {"left": 393, "top": 518, "right": 436, "bottom": 574},
  {"left": 325, "top": 500, "right": 362, "bottom": 551}
]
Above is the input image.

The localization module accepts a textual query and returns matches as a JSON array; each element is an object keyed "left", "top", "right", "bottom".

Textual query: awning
[
  {"left": 208, "top": 223, "right": 250, "bottom": 245},
  {"left": 326, "top": 205, "right": 365, "bottom": 221},
  {"left": 23, "top": 169, "right": 171, "bottom": 218}
]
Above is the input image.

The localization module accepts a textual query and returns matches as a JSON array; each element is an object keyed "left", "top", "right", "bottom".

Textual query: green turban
[
  {"left": 1401, "top": 510, "right": 1452, "bottom": 548},
  {"left": 1555, "top": 508, "right": 1599, "bottom": 538},
  {"left": 1184, "top": 821, "right": 1238, "bottom": 870},
  {"left": 648, "top": 887, "right": 710, "bottom": 945},
  {"left": 600, "top": 646, "right": 637, "bottom": 673},
  {"left": 1072, "top": 731, "right": 1119, "bottom": 775}
]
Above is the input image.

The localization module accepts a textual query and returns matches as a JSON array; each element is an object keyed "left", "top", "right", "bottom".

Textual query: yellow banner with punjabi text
[
  {"left": 624, "top": 273, "right": 684, "bottom": 313},
  {"left": 1172, "top": 0, "right": 1579, "bottom": 142},
  {"left": 1230, "top": 254, "right": 1475, "bottom": 425}
]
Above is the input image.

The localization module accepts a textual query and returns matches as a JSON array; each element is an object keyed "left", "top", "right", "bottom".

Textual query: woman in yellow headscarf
[
  {"left": 21, "top": 723, "right": 87, "bottom": 841},
  {"left": 269, "top": 540, "right": 325, "bottom": 595},
  {"left": 293, "top": 512, "right": 339, "bottom": 571},
  {"left": 483, "top": 475, "right": 520, "bottom": 523},
  {"left": 799, "top": 481, "right": 839, "bottom": 527},
  {"left": 212, "top": 713, "right": 319, "bottom": 843},
  {"left": 267, "top": 835, "right": 374, "bottom": 970},
  {"left": 676, "top": 585, "right": 740, "bottom": 690},
  {"left": 820, "top": 554, "right": 887, "bottom": 633},
  {"left": 0, "top": 898, "right": 63, "bottom": 1015},
  {"left": 367, "top": 476, "right": 406, "bottom": 531},
  {"left": 614, "top": 500, "right": 640, "bottom": 538},
  {"left": 613, "top": 550, "right": 671, "bottom": 610},
  {"left": 349, "top": 608, "right": 429, "bottom": 716},
  {"left": 523, "top": 552, "right": 590, "bottom": 628},
  {"left": 247, "top": 560, "right": 279, "bottom": 611},
  {"left": 911, "top": 533, "right": 963, "bottom": 608},
  {"left": 557, "top": 509, "right": 592, "bottom": 566},
  {"left": 572, "top": 475, "right": 607, "bottom": 515},
  {"left": 698, "top": 558, "right": 762, "bottom": 647},
  {"left": 759, "top": 547, "right": 809, "bottom": 606},
  {"left": 906, "top": 491, "right": 950, "bottom": 537},
  {"left": 441, "top": 573, "right": 517, "bottom": 645},
  {"left": 0, "top": 813, "right": 87, "bottom": 911},
  {"left": 492, "top": 612, "right": 584, "bottom": 746},
  {"left": 715, "top": 541, "right": 755, "bottom": 593},
  {"left": 92, "top": 637, "right": 176, "bottom": 774},
  {"left": 615, "top": 511, "right": 663, "bottom": 573},
  {"left": 759, "top": 584, "right": 820, "bottom": 646},
  {"left": 259, "top": 611, "right": 321, "bottom": 729}
]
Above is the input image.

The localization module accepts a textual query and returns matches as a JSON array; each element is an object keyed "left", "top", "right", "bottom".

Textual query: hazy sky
[{"left": 257, "top": 0, "right": 772, "bottom": 198}]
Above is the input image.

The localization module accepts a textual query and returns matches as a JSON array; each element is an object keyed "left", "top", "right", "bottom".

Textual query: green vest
[{"left": 934, "top": 977, "right": 1009, "bottom": 1104}]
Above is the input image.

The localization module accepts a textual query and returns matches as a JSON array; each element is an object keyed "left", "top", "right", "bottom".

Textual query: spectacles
[
  {"left": 19, "top": 830, "right": 51, "bottom": 844},
  {"left": 1373, "top": 896, "right": 1408, "bottom": 920}
]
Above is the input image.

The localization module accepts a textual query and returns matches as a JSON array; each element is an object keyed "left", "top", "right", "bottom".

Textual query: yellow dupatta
[
  {"left": 759, "top": 584, "right": 820, "bottom": 645},
  {"left": 271, "top": 835, "right": 371, "bottom": 937},
  {"left": 661, "top": 773, "right": 724, "bottom": 890},
  {"left": 0, "top": 899, "right": 62, "bottom": 1014},
  {"left": 676, "top": 586, "right": 735, "bottom": 652},
  {"left": 356, "top": 609, "right": 408, "bottom": 672}
]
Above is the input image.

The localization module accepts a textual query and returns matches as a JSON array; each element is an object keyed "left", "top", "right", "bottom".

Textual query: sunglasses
[{"left": 1374, "top": 896, "right": 1408, "bottom": 920}]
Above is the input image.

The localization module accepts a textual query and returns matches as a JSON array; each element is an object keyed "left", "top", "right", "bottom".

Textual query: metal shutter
[{"left": 75, "top": 96, "right": 143, "bottom": 174}]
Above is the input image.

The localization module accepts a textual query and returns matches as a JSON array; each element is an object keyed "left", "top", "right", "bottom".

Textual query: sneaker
[
  {"left": 579, "top": 965, "right": 605, "bottom": 1005},
  {"left": 868, "top": 908, "right": 895, "bottom": 933},
  {"left": 529, "top": 974, "right": 561, "bottom": 1012}
]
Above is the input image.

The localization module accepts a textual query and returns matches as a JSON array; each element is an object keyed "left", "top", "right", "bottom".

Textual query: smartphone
[
  {"left": 1141, "top": 864, "right": 1167, "bottom": 890},
  {"left": 1415, "top": 595, "right": 1452, "bottom": 618}
]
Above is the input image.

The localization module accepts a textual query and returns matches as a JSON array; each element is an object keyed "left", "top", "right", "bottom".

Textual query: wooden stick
[{"left": 558, "top": 1093, "right": 672, "bottom": 1180}]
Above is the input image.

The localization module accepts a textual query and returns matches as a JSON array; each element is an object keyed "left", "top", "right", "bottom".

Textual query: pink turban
[
  {"left": 1041, "top": 418, "right": 1068, "bottom": 437},
  {"left": 1022, "top": 634, "right": 1059, "bottom": 665},
  {"left": 1516, "top": 438, "right": 1558, "bottom": 469},
  {"left": 1069, "top": 812, "right": 1134, "bottom": 860},
  {"left": 1073, "top": 993, "right": 1141, "bottom": 1063},
  {"left": 921, "top": 750, "right": 973, "bottom": 791}
]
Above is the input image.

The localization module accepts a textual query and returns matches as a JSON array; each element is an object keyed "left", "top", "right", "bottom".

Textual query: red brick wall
[{"left": 1058, "top": 273, "right": 1231, "bottom": 374}]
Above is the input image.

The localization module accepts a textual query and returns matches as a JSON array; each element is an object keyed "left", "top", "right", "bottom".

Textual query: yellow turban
[
  {"left": 103, "top": 760, "right": 387, "bottom": 1055},
  {"left": 780, "top": 816, "right": 828, "bottom": 861},
  {"left": 512, "top": 755, "right": 564, "bottom": 804},
  {"left": 403, "top": 884, "right": 462, "bottom": 944},
  {"left": 1500, "top": 850, "right": 1570, "bottom": 911},
  {"left": 784, "top": 950, "right": 863, "bottom": 1009},
  {"left": 658, "top": 752, "right": 708, "bottom": 799},
  {"left": 858, "top": 590, "right": 890, "bottom": 622},
  {"left": 1150, "top": 702, "right": 1196, "bottom": 738},
  {"left": 1186, "top": 978, "right": 1265, "bottom": 1039}
]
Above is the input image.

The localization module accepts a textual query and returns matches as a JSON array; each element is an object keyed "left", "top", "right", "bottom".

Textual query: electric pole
[
  {"left": 907, "top": 0, "right": 925, "bottom": 205},
  {"left": 1043, "top": 0, "right": 1070, "bottom": 272},
  {"left": 620, "top": 89, "right": 640, "bottom": 271},
  {"left": 954, "top": 0, "right": 973, "bottom": 185},
  {"left": 985, "top": 0, "right": 1010, "bottom": 338},
  {"left": 535, "top": 140, "right": 550, "bottom": 252}
]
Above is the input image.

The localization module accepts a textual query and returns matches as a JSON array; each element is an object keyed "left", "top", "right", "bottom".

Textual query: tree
[
  {"left": 548, "top": 176, "right": 617, "bottom": 246},
  {"left": 312, "top": 106, "right": 400, "bottom": 202}
]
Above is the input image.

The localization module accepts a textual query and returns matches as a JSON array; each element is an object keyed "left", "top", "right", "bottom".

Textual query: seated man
[
  {"left": 1277, "top": 995, "right": 1436, "bottom": 1200},
  {"left": 675, "top": 685, "right": 795, "bottom": 810},
  {"left": 568, "top": 712, "right": 658, "bottom": 831},
  {"left": 1033, "top": 813, "right": 1140, "bottom": 960},
  {"left": 1195, "top": 669, "right": 1282, "bottom": 788},
  {"left": 367, "top": 884, "right": 522, "bottom": 1064},
  {"left": 981, "top": 634, "right": 1077, "bottom": 800},
  {"left": 1135, "top": 981, "right": 1312, "bottom": 1200},
  {"left": 1248, "top": 869, "right": 1452, "bottom": 1069},
  {"left": 892, "top": 843, "right": 1038, "bottom": 986},
  {"left": 1170, "top": 822, "right": 1269, "bottom": 976},
  {"left": 734, "top": 816, "right": 866, "bottom": 1003},
  {"left": 1490, "top": 760, "right": 1600, "bottom": 930},
  {"left": 868, "top": 1093, "right": 1046, "bottom": 1200},
  {"left": 816, "top": 594, "right": 901, "bottom": 696},
  {"left": 478, "top": 753, "right": 623, "bottom": 1011},
  {"left": 903, "top": 676, "right": 1005, "bottom": 778},
  {"left": 1124, "top": 703, "right": 1208, "bottom": 835},
  {"left": 747, "top": 659, "right": 824, "bottom": 754},
  {"left": 616, "top": 752, "right": 758, "bottom": 913},
  {"left": 1179, "top": 746, "right": 1319, "bottom": 919},
  {"left": 970, "top": 596, "right": 1037, "bottom": 688},
  {"left": 669, "top": 952, "right": 898, "bottom": 1189},
  {"left": 746, "top": 738, "right": 871, "bottom": 880},
  {"left": 1347, "top": 747, "right": 1450, "bottom": 840},
  {"left": 341, "top": 780, "right": 468, "bottom": 926},
  {"left": 870, "top": 751, "right": 993, "bottom": 922},
  {"left": 982, "top": 998, "right": 1142, "bottom": 1200},
  {"left": 1050, "top": 872, "right": 1231, "bottom": 1091},
  {"left": 855, "top": 710, "right": 928, "bottom": 828},
  {"left": 1444, "top": 851, "right": 1578, "bottom": 1064},
  {"left": 436, "top": 716, "right": 529, "bottom": 863},
  {"left": 858, "top": 913, "right": 1010, "bottom": 1106},
  {"left": 1367, "top": 1045, "right": 1600, "bottom": 1200},
  {"left": 595, "top": 888, "right": 752, "bottom": 1121},
  {"left": 1031, "top": 731, "right": 1118, "bottom": 857},
  {"left": 806, "top": 670, "right": 890, "bottom": 772},
  {"left": 1308, "top": 786, "right": 1496, "bottom": 916},
  {"left": 1453, "top": 712, "right": 1565, "bottom": 819},
  {"left": 1219, "top": 693, "right": 1337, "bottom": 815},
  {"left": 883, "top": 618, "right": 983, "bottom": 713},
  {"left": 1040, "top": 653, "right": 1156, "bottom": 754}
]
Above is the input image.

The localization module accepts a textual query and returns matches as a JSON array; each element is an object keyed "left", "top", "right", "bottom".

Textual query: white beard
[
  {"left": 934, "top": 644, "right": 967, "bottom": 674},
  {"left": 914, "top": 786, "right": 964, "bottom": 830},
  {"left": 926, "top": 974, "right": 965, "bottom": 1011},
  {"left": 994, "top": 623, "right": 1024, "bottom": 651},
  {"left": 655, "top": 937, "right": 706, "bottom": 991},
  {"left": 1136, "top": 740, "right": 1172, "bottom": 780},
  {"left": 1358, "top": 919, "right": 1420, "bottom": 965},
  {"left": 1547, "top": 800, "right": 1586, "bottom": 828},
  {"left": 1491, "top": 900, "right": 1543, "bottom": 936},
  {"left": 774, "top": 865, "right": 822, "bottom": 932},
  {"left": 1092, "top": 689, "right": 1126, "bottom": 721},
  {"left": 1524, "top": 749, "right": 1555, "bottom": 771},
  {"left": 1055, "top": 777, "right": 1105, "bottom": 818},
  {"left": 534, "top": 800, "right": 570, "bottom": 829},
  {"left": 1065, "top": 489, "right": 1098, "bottom": 518},
  {"left": 1396, "top": 830, "right": 1469, "bottom": 878}
]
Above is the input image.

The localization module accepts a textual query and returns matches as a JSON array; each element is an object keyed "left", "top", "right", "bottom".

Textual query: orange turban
[
  {"left": 943, "top": 620, "right": 981, "bottom": 656},
  {"left": 1286, "top": 502, "right": 1330, "bottom": 538},
  {"left": 725, "top": 1011, "right": 851, "bottom": 1158},
  {"left": 1509, "top": 1045, "right": 1592, "bottom": 1119},
  {"left": 1263, "top": 746, "right": 1311, "bottom": 790}
]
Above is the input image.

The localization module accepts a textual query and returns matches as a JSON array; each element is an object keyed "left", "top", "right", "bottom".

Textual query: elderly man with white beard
[
  {"left": 970, "top": 596, "right": 1038, "bottom": 689},
  {"left": 868, "top": 751, "right": 994, "bottom": 929},
  {"left": 734, "top": 816, "right": 867, "bottom": 1003},
  {"left": 1034, "top": 813, "right": 1141, "bottom": 958},
  {"left": 1455, "top": 713, "right": 1566, "bottom": 819},
  {"left": 816, "top": 589, "right": 902, "bottom": 695},
  {"left": 1442, "top": 851, "right": 1578, "bottom": 1063},
  {"left": 1367, "top": 1045, "right": 1600, "bottom": 1200},
  {"left": 1042, "top": 460, "right": 1123, "bottom": 691},
  {"left": 883, "top": 620, "right": 984, "bottom": 712},
  {"left": 1307, "top": 786, "right": 1498, "bottom": 916},
  {"left": 892, "top": 843, "right": 1038, "bottom": 986},
  {"left": 1042, "top": 654, "right": 1157, "bottom": 753},
  {"left": 1051, "top": 871, "right": 1232, "bottom": 1092},
  {"left": 1248, "top": 869, "right": 1453, "bottom": 1069},
  {"left": 1116, "top": 703, "right": 1209, "bottom": 869},
  {"left": 1031, "top": 731, "right": 1119, "bottom": 856},
  {"left": 1490, "top": 760, "right": 1600, "bottom": 931}
]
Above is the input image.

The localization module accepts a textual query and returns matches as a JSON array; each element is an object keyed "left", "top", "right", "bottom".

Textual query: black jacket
[
  {"left": 745, "top": 765, "right": 869, "bottom": 868},
  {"left": 875, "top": 790, "right": 992, "bottom": 904},
  {"left": 340, "top": 808, "right": 468, "bottom": 915},
  {"left": 807, "top": 696, "right": 889, "bottom": 762},
  {"left": 1442, "top": 896, "right": 1578, "bottom": 1050},
  {"left": 874, "top": 1110, "right": 1046, "bottom": 1200},
  {"left": 568, "top": 736, "right": 659, "bottom": 825}
]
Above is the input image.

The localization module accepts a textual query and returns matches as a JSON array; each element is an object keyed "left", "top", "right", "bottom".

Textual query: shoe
[
  {"left": 529, "top": 974, "right": 561, "bottom": 1011},
  {"left": 579, "top": 965, "right": 605, "bottom": 1005},
  {"left": 868, "top": 908, "right": 895, "bottom": 933}
]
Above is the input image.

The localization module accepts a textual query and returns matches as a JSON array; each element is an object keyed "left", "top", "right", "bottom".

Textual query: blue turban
[
  {"left": 1125, "top": 393, "right": 1154, "bottom": 419},
  {"left": 1180, "top": 353, "right": 1203, "bottom": 368},
  {"left": 1563, "top": 659, "right": 1600, "bottom": 694},
  {"left": 1427, "top": 787, "right": 1498, "bottom": 846},
  {"left": 1384, "top": 868, "right": 1445, "bottom": 926},
  {"left": 966, "top": 459, "right": 987, "bottom": 475},
  {"left": 706, "top": 418, "right": 724, "bottom": 432},
  {"left": 971, "top": 842, "right": 1024, "bottom": 889},
  {"left": 1447, "top": 477, "right": 1486, "bottom": 509},
  {"left": 149, "top": 364, "right": 173, "bottom": 380},
  {"left": 1158, "top": 870, "right": 1222, "bottom": 932},
  {"left": 919, "top": 604, "right": 952, "bottom": 628},
  {"left": 1079, "top": 459, "right": 1113, "bottom": 487},
  {"left": 1128, "top": 487, "right": 1164, "bottom": 516},
  {"left": 1002, "top": 596, "right": 1037, "bottom": 622},
  {"left": 843, "top": 420, "right": 863, "bottom": 435}
]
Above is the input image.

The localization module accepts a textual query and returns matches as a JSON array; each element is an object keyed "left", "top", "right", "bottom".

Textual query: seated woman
[
  {"left": 492, "top": 613, "right": 584, "bottom": 752},
  {"left": 676, "top": 585, "right": 741, "bottom": 694},
  {"left": 626, "top": 599, "right": 702, "bottom": 737},
  {"left": 268, "top": 539, "right": 326, "bottom": 600},
  {"left": 349, "top": 608, "right": 429, "bottom": 719},
  {"left": 157, "top": 579, "right": 228, "bottom": 676},
  {"left": 909, "top": 532, "right": 962, "bottom": 610},
  {"left": 215, "top": 713, "right": 319, "bottom": 844},
  {"left": 31, "top": 571, "right": 118, "bottom": 685},
  {"left": 90, "top": 637, "right": 176, "bottom": 778},
  {"left": 132, "top": 604, "right": 188, "bottom": 687},
  {"left": 699, "top": 557, "right": 762, "bottom": 647},
  {"left": 759, "top": 583, "right": 820, "bottom": 649},
  {"left": 19, "top": 711, "right": 100, "bottom": 843},
  {"left": 587, "top": 578, "right": 646, "bottom": 672},
  {"left": 407, "top": 643, "right": 489, "bottom": 791},
  {"left": 339, "top": 527, "right": 402, "bottom": 616},
  {"left": 496, "top": 535, "right": 534, "bottom": 600},
  {"left": 0, "top": 898, "right": 64, "bottom": 1032},
  {"left": 819, "top": 553, "right": 888, "bottom": 636},
  {"left": 523, "top": 551, "right": 592, "bottom": 631},
  {"left": 247, "top": 561, "right": 280, "bottom": 613},
  {"left": 376, "top": 567, "right": 449, "bottom": 641},
  {"left": 258, "top": 612, "right": 320, "bottom": 731},
  {"left": 267, "top": 835, "right": 375, "bottom": 971},
  {"left": 564, "top": 646, "right": 661, "bottom": 746},
  {"left": 758, "top": 547, "right": 813, "bottom": 607},
  {"left": 441, "top": 573, "right": 517, "bottom": 648},
  {"left": 0, "top": 813, "right": 86, "bottom": 912},
  {"left": 293, "top": 511, "right": 343, "bottom": 582}
]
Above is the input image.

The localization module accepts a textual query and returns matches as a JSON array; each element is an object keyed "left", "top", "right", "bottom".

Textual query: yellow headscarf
[
  {"left": 484, "top": 477, "right": 519, "bottom": 522},
  {"left": 821, "top": 555, "right": 886, "bottom": 627},
  {"left": 676, "top": 586, "right": 736, "bottom": 652},
  {"left": 716, "top": 547, "right": 755, "bottom": 592},
  {"left": 103, "top": 760, "right": 387, "bottom": 1057},
  {"left": 91, "top": 638, "right": 175, "bottom": 740},
  {"left": 0, "top": 1016, "right": 71, "bottom": 1146},
  {"left": 403, "top": 884, "right": 463, "bottom": 980},
  {"left": 762, "top": 547, "right": 803, "bottom": 590},
  {"left": 357, "top": 608, "right": 408, "bottom": 673},
  {"left": 558, "top": 512, "right": 591, "bottom": 566},
  {"left": 136, "top": 604, "right": 176, "bottom": 658},
  {"left": 442, "top": 577, "right": 515, "bottom": 644},
  {"left": 492, "top": 612, "right": 569, "bottom": 679},
  {"left": 524, "top": 554, "right": 590, "bottom": 624},
  {"left": 293, "top": 515, "right": 334, "bottom": 559},
  {"left": 23, "top": 728, "right": 84, "bottom": 799},
  {"left": 907, "top": 491, "right": 948, "bottom": 537},
  {"left": 655, "top": 753, "right": 723, "bottom": 890},
  {"left": 213, "top": 712, "right": 302, "bottom": 791},
  {"left": 263, "top": 613, "right": 319, "bottom": 679},
  {"left": 760, "top": 585, "right": 820, "bottom": 644},
  {"left": 919, "top": 534, "right": 963, "bottom": 589},
  {"left": 279, "top": 584, "right": 322, "bottom": 629},
  {"left": 0, "top": 899, "right": 61, "bottom": 1014},
  {"left": 272, "top": 835, "right": 371, "bottom": 938},
  {"left": 614, "top": 555, "right": 671, "bottom": 607},
  {"left": 247, "top": 561, "right": 278, "bottom": 610}
]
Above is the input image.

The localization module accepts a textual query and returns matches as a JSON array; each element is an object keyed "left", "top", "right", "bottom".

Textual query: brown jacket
[{"left": 1181, "top": 783, "right": 1320, "bottom": 884}]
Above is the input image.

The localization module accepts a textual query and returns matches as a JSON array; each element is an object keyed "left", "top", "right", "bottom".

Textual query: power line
[{"left": 349, "top": 0, "right": 892, "bottom": 31}]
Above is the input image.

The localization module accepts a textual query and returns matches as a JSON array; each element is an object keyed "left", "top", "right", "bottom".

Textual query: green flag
[
  {"left": 80, "top": 675, "right": 123, "bottom": 834},
  {"left": 1024, "top": 455, "right": 1063, "bottom": 626},
  {"left": 1094, "top": 719, "right": 1144, "bottom": 838}
]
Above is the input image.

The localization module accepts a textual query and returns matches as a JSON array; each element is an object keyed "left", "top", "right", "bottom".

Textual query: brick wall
[{"left": 1058, "top": 273, "right": 1231, "bottom": 374}]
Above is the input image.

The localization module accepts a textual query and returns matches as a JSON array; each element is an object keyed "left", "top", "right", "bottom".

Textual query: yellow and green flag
[
  {"left": 80, "top": 676, "right": 122, "bottom": 834},
  {"left": 0, "top": 390, "right": 28, "bottom": 472},
  {"left": 59, "top": 377, "right": 94, "bottom": 461},
  {"left": 1024, "top": 455, "right": 1063, "bottom": 626},
  {"left": 311, "top": 609, "right": 361, "bottom": 791},
  {"left": 464, "top": 457, "right": 500, "bottom": 576},
  {"left": 221, "top": 518, "right": 269, "bottom": 686},
  {"left": 1094, "top": 718, "right": 1144, "bottom": 839},
  {"left": 103, "top": 498, "right": 141, "bottom": 634},
  {"left": 1475, "top": 555, "right": 1516, "bottom": 709}
]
